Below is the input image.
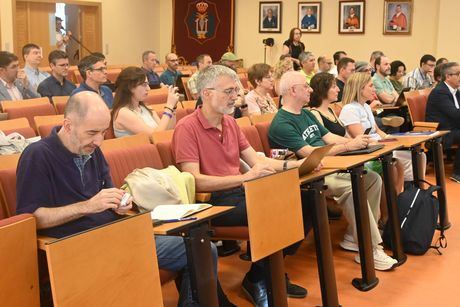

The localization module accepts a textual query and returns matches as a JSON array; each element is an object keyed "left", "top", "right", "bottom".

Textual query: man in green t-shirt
[{"left": 269, "top": 71, "right": 398, "bottom": 271}]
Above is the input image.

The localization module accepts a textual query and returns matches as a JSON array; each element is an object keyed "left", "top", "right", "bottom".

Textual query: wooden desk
[
  {"left": 322, "top": 154, "right": 381, "bottom": 291},
  {"left": 394, "top": 131, "right": 451, "bottom": 230},
  {"left": 154, "top": 206, "right": 234, "bottom": 307},
  {"left": 300, "top": 168, "right": 341, "bottom": 307}
]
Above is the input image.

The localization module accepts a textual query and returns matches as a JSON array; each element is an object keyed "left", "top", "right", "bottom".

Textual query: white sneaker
[
  {"left": 339, "top": 234, "right": 359, "bottom": 252},
  {"left": 354, "top": 246, "right": 398, "bottom": 271}
]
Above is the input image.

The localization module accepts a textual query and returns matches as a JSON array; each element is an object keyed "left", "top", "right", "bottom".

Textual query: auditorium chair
[
  {"left": 100, "top": 133, "right": 150, "bottom": 152},
  {"left": 51, "top": 96, "right": 69, "bottom": 114},
  {"left": 0, "top": 214, "right": 40, "bottom": 307},
  {"left": 0, "top": 97, "right": 50, "bottom": 112},
  {"left": 144, "top": 88, "right": 169, "bottom": 105},
  {"left": 254, "top": 121, "right": 272, "bottom": 157},
  {"left": 73, "top": 70, "right": 84, "bottom": 84},
  {"left": 235, "top": 116, "right": 251, "bottom": 127},
  {"left": 150, "top": 129, "right": 174, "bottom": 144},
  {"left": 3, "top": 103, "right": 56, "bottom": 131},
  {"left": 0, "top": 117, "right": 36, "bottom": 138},
  {"left": 249, "top": 113, "right": 275, "bottom": 125},
  {"left": 181, "top": 76, "right": 193, "bottom": 100},
  {"left": 106, "top": 68, "right": 122, "bottom": 83},
  {"left": 240, "top": 125, "right": 265, "bottom": 153},
  {"left": 34, "top": 114, "right": 64, "bottom": 138},
  {"left": 406, "top": 94, "right": 439, "bottom": 131},
  {"left": 177, "top": 100, "right": 197, "bottom": 110},
  {"left": 0, "top": 168, "right": 17, "bottom": 219}
]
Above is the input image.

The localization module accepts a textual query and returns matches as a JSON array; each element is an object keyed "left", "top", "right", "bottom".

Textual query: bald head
[
  {"left": 65, "top": 91, "right": 109, "bottom": 122},
  {"left": 165, "top": 53, "right": 179, "bottom": 71},
  {"left": 279, "top": 71, "right": 312, "bottom": 107},
  {"left": 279, "top": 71, "right": 306, "bottom": 96}
]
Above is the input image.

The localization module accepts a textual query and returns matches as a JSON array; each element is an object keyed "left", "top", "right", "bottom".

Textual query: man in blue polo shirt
[
  {"left": 37, "top": 50, "right": 76, "bottom": 99},
  {"left": 16, "top": 91, "right": 234, "bottom": 307},
  {"left": 70, "top": 54, "right": 113, "bottom": 108}
]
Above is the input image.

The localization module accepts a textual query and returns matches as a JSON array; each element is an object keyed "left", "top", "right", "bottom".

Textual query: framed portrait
[
  {"left": 298, "top": 2, "right": 322, "bottom": 33},
  {"left": 383, "top": 0, "right": 413, "bottom": 35},
  {"left": 259, "top": 2, "right": 282, "bottom": 33},
  {"left": 339, "top": 1, "right": 365, "bottom": 34}
]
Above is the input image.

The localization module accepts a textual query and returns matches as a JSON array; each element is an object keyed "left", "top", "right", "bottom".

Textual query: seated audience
[
  {"left": 426, "top": 62, "right": 460, "bottom": 183},
  {"left": 141, "top": 50, "right": 162, "bottom": 88},
  {"left": 273, "top": 57, "right": 293, "bottom": 96},
  {"left": 268, "top": 71, "right": 397, "bottom": 271},
  {"left": 159, "top": 53, "right": 182, "bottom": 86},
  {"left": 37, "top": 50, "right": 76, "bottom": 98},
  {"left": 372, "top": 56, "right": 399, "bottom": 105},
  {"left": 355, "top": 61, "right": 373, "bottom": 74},
  {"left": 22, "top": 43, "right": 49, "bottom": 94},
  {"left": 433, "top": 62, "right": 446, "bottom": 87},
  {"left": 369, "top": 50, "right": 384, "bottom": 76},
  {"left": 389, "top": 60, "right": 406, "bottom": 94},
  {"left": 0, "top": 51, "right": 40, "bottom": 101},
  {"left": 71, "top": 54, "right": 113, "bottom": 108},
  {"left": 317, "top": 55, "right": 333, "bottom": 73},
  {"left": 15, "top": 91, "right": 233, "bottom": 306},
  {"left": 298, "top": 51, "right": 316, "bottom": 84},
  {"left": 112, "top": 67, "right": 179, "bottom": 137},
  {"left": 329, "top": 50, "right": 347, "bottom": 77},
  {"left": 339, "top": 73, "right": 425, "bottom": 192},
  {"left": 404, "top": 54, "right": 436, "bottom": 89},
  {"left": 173, "top": 65, "right": 309, "bottom": 305},
  {"left": 436, "top": 57, "right": 449, "bottom": 66},
  {"left": 336, "top": 57, "right": 355, "bottom": 101},
  {"left": 188, "top": 54, "right": 212, "bottom": 99},
  {"left": 219, "top": 52, "right": 240, "bottom": 71},
  {"left": 245, "top": 63, "right": 278, "bottom": 115}
]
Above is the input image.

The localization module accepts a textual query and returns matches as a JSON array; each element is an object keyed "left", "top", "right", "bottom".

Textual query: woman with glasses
[
  {"left": 389, "top": 60, "right": 406, "bottom": 94},
  {"left": 112, "top": 67, "right": 179, "bottom": 138},
  {"left": 245, "top": 63, "right": 278, "bottom": 115},
  {"left": 282, "top": 28, "right": 305, "bottom": 71}
]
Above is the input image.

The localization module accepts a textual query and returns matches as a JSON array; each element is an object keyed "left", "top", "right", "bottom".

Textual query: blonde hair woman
[
  {"left": 339, "top": 73, "right": 426, "bottom": 196},
  {"left": 273, "top": 57, "right": 294, "bottom": 96}
]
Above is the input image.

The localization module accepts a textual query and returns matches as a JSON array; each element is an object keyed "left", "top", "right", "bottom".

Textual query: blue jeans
[{"left": 155, "top": 235, "right": 218, "bottom": 306}]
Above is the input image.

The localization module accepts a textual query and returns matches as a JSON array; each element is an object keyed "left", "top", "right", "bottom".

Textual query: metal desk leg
[
  {"left": 264, "top": 251, "right": 288, "bottom": 307},
  {"left": 380, "top": 154, "right": 407, "bottom": 265},
  {"left": 183, "top": 223, "right": 218, "bottom": 307},
  {"left": 302, "top": 181, "right": 340, "bottom": 307},
  {"left": 349, "top": 166, "right": 379, "bottom": 291},
  {"left": 410, "top": 144, "right": 423, "bottom": 187},
  {"left": 431, "top": 138, "right": 451, "bottom": 230}
]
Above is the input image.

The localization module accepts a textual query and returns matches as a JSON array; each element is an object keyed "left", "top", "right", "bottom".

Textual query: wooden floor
[{"left": 162, "top": 162, "right": 458, "bottom": 306}]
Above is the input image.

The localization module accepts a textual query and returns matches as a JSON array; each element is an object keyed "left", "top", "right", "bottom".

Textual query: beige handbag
[{"left": 122, "top": 166, "right": 196, "bottom": 212}]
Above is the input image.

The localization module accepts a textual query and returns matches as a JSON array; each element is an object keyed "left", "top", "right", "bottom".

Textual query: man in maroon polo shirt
[{"left": 172, "top": 65, "right": 313, "bottom": 306}]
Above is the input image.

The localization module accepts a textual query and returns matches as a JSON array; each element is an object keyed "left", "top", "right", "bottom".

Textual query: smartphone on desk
[{"left": 364, "top": 127, "right": 372, "bottom": 135}]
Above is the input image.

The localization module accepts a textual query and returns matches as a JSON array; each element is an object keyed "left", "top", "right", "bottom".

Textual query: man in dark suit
[
  {"left": 0, "top": 51, "right": 40, "bottom": 102},
  {"left": 426, "top": 62, "right": 460, "bottom": 182}
]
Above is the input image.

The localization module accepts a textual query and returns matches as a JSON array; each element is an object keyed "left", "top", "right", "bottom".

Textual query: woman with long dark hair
[{"left": 282, "top": 28, "right": 305, "bottom": 71}]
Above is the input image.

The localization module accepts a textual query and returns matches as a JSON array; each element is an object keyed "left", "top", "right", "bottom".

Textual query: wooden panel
[
  {"left": 80, "top": 5, "right": 101, "bottom": 57},
  {"left": 28, "top": 2, "right": 55, "bottom": 67},
  {"left": 14, "top": 1, "right": 29, "bottom": 64},
  {"left": 0, "top": 215, "right": 40, "bottom": 307},
  {"left": 45, "top": 213, "right": 163, "bottom": 307},
  {"left": 245, "top": 168, "right": 304, "bottom": 262}
]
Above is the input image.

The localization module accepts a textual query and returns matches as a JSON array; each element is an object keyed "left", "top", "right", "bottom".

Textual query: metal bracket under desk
[
  {"left": 348, "top": 166, "right": 379, "bottom": 291},
  {"left": 302, "top": 178, "right": 340, "bottom": 307},
  {"left": 380, "top": 153, "right": 407, "bottom": 265},
  {"left": 182, "top": 222, "right": 219, "bottom": 307},
  {"left": 430, "top": 137, "right": 451, "bottom": 230}
]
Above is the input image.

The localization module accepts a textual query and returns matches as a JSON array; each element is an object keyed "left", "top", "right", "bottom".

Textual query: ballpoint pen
[{"left": 161, "top": 217, "right": 198, "bottom": 223}]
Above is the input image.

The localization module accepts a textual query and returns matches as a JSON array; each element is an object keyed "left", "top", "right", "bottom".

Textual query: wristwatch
[{"left": 283, "top": 161, "right": 288, "bottom": 171}]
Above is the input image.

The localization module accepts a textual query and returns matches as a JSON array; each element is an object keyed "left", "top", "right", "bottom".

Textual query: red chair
[
  {"left": 0, "top": 117, "right": 36, "bottom": 138},
  {"left": 5, "top": 104, "right": 56, "bottom": 131},
  {"left": 0, "top": 168, "right": 17, "bottom": 219},
  {"left": 143, "top": 88, "right": 169, "bottom": 105},
  {"left": 254, "top": 121, "right": 272, "bottom": 157},
  {"left": 240, "top": 125, "right": 264, "bottom": 153}
]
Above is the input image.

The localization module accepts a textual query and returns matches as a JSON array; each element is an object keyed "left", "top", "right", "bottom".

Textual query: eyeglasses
[
  {"left": 90, "top": 66, "right": 107, "bottom": 72},
  {"left": 168, "top": 59, "right": 179, "bottom": 62},
  {"left": 206, "top": 87, "right": 240, "bottom": 97},
  {"left": 56, "top": 63, "right": 70, "bottom": 67},
  {"left": 449, "top": 72, "right": 460, "bottom": 77},
  {"left": 263, "top": 74, "right": 274, "bottom": 80},
  {"left": 138, "top": 81, "right": 150, "bottom": 87}
]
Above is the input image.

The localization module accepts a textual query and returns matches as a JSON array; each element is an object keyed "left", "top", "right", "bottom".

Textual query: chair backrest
[
  {"left": 0, "top": 153, "right": 20, "bottom": 170},
  {"left": 143, "top": 88, "right": 169, "bottom": 105},
  {"left": 249, "top": 113, "right": 275, "bottom": 125},
  {"left": 240, "top": 125, "right": 264, "bottom": 153},
  {"left": 34, "top": 114, "right": 64, "bottom": 137},
  {"left": 151, "top": 129, "right": 174, "bottom": 144},
  {"left": 181, "top": 76, "right": 193, "bottom": 100},
  {"left": 177, "top": 100, "right": 197, "bottom": 110},
  {"left": 406, "top": 94, "right": 428, "bottom": 123},
  {"left": 1, "top": 97, "right": 50, "bottom": 111},
  {"left": 0, "top": 117, "right": 36, "bottom": 138},
  {"left": 236, "top": 116, "right": 251, "bottom": 127},
  {"left": 44, "top": 213, "right": 163, "bottom": 307},
  {"left": 403, "top": 90, "right": 420, "bottom": 101},
  {"left": 103, "top": 144, "right": 164, "bottom": 188},
  {"left": 238, "top": 73, "right": 250, "bottom": 90},
  {"left": 51, "top": 96, "right": 69, "bottom": 114},
  {"left": 156, "top": 141, "right": 176, "bottom": 168},
  {"left": 74, "top": 70, "right": 84, "bottom": 84},
  {"left": 5, "top": 104, "right": 56, "bottom": 130},
  {"left": 0, "top": 168, "right": 18, "bottom": 219},
  {"left": 254, "top": 121, "right": 272, "bottom": 157},
  {"left": 0, "top": 214, "right": 40, "bottom": 307},
  {"left": 100, "top": 133, "right": 151, "bottom": 153},
  {"left": 419, "top": 87, "right": 433, "bottom": 97},
  {"left": 106, "top": 68, "right": 122, "bottom": 83},
  {"left": 329, "top": 102, "right": 343, "bottom": 117},
  {"left": 147, "top": 103, "right": 166, "bottom": 113},
  {"left": 176, "top": 108, "right": 190, "bottom": 122}
]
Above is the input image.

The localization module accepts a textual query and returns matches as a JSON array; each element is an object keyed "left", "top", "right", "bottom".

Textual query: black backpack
[{"left": 383, "top": 180, "right": 447, "bottom": 255}]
